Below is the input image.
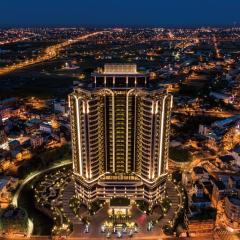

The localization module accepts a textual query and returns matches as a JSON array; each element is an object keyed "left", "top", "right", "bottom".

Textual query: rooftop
[
  {"left": 233, "top": 144, "right": 240, "bottom": 154},
  {"left": 228, "top": 196, "right": 240, "bottom": 207},
  {"left": 0, "top": 178, "right": 8, "bottom": 191},
  {"left": 72, "top": 63, "right": 170, "bottom": 92},
  {"left": 103, "top": 64, "right": 137, "bottom": 74},
  {"left": 213, "top": 115, "right": 240, "bottom": 128},
  {"left": 193, "top": 166, "right": 206, "bottom": 174},
  {"left": 219, "top": 155, "right": 235, "bottom": 163},
  {"left": 213, "top": 180, "right": 226, "bottom": 190},
  {"left": 192, "top": 193, "right": 211, "bottom": 203}
]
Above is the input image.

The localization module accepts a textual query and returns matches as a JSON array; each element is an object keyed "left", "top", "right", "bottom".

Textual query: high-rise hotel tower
[{"left": 69, "top": 64, "right": 173, "bottom": 206}]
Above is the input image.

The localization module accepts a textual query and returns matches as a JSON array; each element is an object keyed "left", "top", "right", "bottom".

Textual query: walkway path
[
  {"left": 64, "top": 179, "right": 183, "bottom": 238},
  {"left": 164, "top": 181, "right": 182, "bottom": 224},
  {"left": 62, "top": 181, "right": 88, "bottom": 238},
  {"left": 62, "top": 181, "right": 82, "bottom": 224}
]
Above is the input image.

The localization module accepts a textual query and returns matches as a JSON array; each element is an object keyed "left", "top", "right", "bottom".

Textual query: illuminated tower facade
[{"left": 69, "top": 64, "right": 173, "bottom": 206}]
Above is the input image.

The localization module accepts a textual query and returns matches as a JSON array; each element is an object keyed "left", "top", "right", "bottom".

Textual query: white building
[
  {"left": 209, "top": 91, "right": 234, "bottom": 104},
  {"left": 30, "top": 134, "right": 44, "bottom": 149},
  {"left": 54, "top": 100, "right": 66, "bottom": 114},
  {"left": 39, "top": 123, "right": 52, "bottom": 133}
]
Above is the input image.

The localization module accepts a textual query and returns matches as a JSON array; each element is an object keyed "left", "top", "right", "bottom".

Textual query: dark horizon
[
  {"left": 1, "top": 0, "right": 240, "bottom": 28},
  {"left": 1, "top": 23, "right": 240, "bottom": 29}
]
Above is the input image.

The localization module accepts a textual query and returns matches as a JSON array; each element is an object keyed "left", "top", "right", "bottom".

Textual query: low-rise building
[
  {"left": 39, "top": 123, "right": 52, "bottom": 133},
  {"left": 10, "top": 149, "right": 31, "bottom": 162},
  {"left": 8, "top": 140, "right": 21, "bottom": 151},
  {"left": 25, "top": 118, "right": 41, "bottom": 134},
  {"left": 224, "top": 196, "right": 240, "bottom": 230},
  {"left": 184, "top": 207, "right": 216, "bottom": 237},
  {"left": 53, "top": 100, "right": 67, "bottom": 114},
  {"left": 199, "top": 124, "right": 211, "bottom": 136},
  {"left": 217, "top": 155, "right": 235, "bottom": 168},
  {"left": 30, "top": 134, "right": 44, "bottom": 149},
  {"left": 209, "top": 91, "right": 234, "bottom": 104},
  {"left": 194, "top": 182, "right": 204, "bottom": 198},
  {"left": 230, "top": 144, "right": 240, "bottom": 166},
  {"left": 0, "top": 125, "right": 7, "bottom": 144},
  {"left": 211, "top": 179, "right": 226, "bottom": 207},
  {"left": 191, "top": 193, "right": 211, "bottom": 208},
  {"left": 192, "top": 166, "right": 209, "bottom": 182},
  {"left": 0, "top": 157, "right": 11, "bottom": 171},
  {"left": 0, "top": 177, "right": 18, "bottom": 208},
  {"left": 0, "top": 206, "right": 28, "bottom": 236},
  {"left": 185, "top": 219, "right": 215, "bottom": 236},
  {"left": 182, "top": 171, "right": 192, "bottom": 188}
]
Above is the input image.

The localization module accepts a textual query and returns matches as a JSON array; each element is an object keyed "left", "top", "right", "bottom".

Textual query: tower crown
[{"left": 103, "top": 64, "right": 137, "bottom": 74}]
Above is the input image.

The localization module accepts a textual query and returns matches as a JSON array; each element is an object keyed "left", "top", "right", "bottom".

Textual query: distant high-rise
[{"left": 69, "top": 64, "right": 173, "bottom": 205}]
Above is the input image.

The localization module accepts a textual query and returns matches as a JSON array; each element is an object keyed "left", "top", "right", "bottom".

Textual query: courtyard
[{"left": 14, "top": 165, "right": 186, "bottom": 239}]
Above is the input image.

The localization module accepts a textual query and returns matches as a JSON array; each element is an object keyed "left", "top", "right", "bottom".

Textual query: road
[
  {"left": 11, "top": 160, "right": 71, "bottom": 238},
  {"left": 0, "top": 37, "right": 31, "bottom": 46},
  {"left": 0, "top": 31, "right": 108, "bottom": 76},
  {"left": 152, "top": 36, "right": 240, "bottom": 42},
  {"left": 173, "top": 109, "right": 235, "bottom": 118}
]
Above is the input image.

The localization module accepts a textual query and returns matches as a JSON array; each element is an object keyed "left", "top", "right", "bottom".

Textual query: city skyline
[
  {"left": 0, "top": 3, "right": 240, "bottom": 238},
  {"left": 1, "top": 0, "right": 240, "bottom": 27}
]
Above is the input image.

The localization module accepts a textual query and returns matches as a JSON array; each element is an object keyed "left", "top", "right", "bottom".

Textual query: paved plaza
[{"left": 59, "top": 179, "right": 183, "bottom": 239}]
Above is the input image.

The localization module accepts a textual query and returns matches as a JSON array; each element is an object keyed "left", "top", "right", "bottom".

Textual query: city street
[{"left": 0, "top": 31, "right": 110, "bottom": 75}]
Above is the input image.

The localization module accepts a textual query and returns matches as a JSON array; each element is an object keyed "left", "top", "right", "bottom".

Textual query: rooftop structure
[{"left": 103, "top": 64, "right": 137, "bottom": 74}]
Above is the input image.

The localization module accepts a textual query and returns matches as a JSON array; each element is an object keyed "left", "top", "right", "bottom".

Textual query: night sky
[{"left": 1, "top": 0, "right": 240, "bottom": 27}]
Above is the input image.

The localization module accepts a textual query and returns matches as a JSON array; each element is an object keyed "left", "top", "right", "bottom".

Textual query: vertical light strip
[
  {"left": 155, "top": 101, "right": 159, "bottom": 114},
  {"left": 149, "top": 101, "right": 154, "bottom": 179},
  {"left": 126, "top": 89, "right": 135, "bottom": 173},
  {"left": 153, "top": 100, "right": 159, "bottom": 178},
  {"left": 94, "top": 76, "right": 96, "bottom": 88},
  {"left": 104, "top": 96, "right": 108, "bottom": 171},
  {"left": 126, "top": 92, "right": 129, "bottom": 173},
  {"left": 84, "top": 101, "right": 89, "bottom": 179},
  {"left": 70, "top": 96, "right": 75, "bottom": 172},
  {"left": 112, "top": 91, "right": 115, "bottom": 172},
  {"left": 170, "top": 95, "right": 173, "bottom": 108},
  {"left": 68, "top": 95, "right": 71, "bottom": 108},
  {"left": 102, "top": 89, "right": 115, "bottom": 172},
  {"left": 158, "top": 95, "right": 167, "bottom": 176},
  {"left": 166, "top": 95, "right": 173, "bottom": 171},
  {"left": 133, "top": 94, "right": 137, "bottom": 172},
  {"left": 74, "top": 95, "right": 83, "bottom": 176}
]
